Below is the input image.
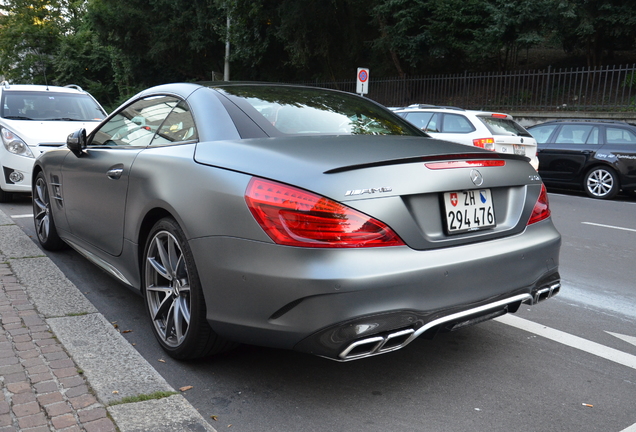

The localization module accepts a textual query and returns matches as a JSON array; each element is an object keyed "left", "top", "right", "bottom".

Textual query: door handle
[{"left": 107, "top": 168, "right": 123, "bottom": 179}]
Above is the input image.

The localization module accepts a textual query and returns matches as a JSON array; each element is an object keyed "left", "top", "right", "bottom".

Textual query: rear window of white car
[{"left": 478, "top": 116, "right": 532, "bottom": 137}]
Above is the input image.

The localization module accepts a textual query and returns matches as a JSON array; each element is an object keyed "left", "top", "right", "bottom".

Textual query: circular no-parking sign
[{"left": 356, "top": 68, "right": 369, "bottom": 94}]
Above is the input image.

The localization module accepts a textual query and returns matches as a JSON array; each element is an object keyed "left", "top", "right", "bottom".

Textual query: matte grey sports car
[{"left": 32, "top": 83, "right": 561, "bottom": 361}]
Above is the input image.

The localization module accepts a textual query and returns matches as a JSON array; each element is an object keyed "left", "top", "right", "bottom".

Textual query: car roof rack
[
  {"left": 405, "top": 104, "right": 465, "bottom": 111},
  {"left": 64, "top": 84, "right": 84, "bottom": 92},
  {"left": 2, "top": 81, "right": 10, "bottom": 89},
  {"left": 544, "top": 119, "right": 629, "bottom": 125}
]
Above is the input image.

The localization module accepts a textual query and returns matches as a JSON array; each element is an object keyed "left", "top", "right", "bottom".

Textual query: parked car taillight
[
  {"left": 473, "top": 138, "right": 496, "bottom": 151},
  {"left": 245, "top": 178, "right": 405, "bottom": 248},
  {"left": 527, "top": 184, "right": 551, "bottom": 225}
]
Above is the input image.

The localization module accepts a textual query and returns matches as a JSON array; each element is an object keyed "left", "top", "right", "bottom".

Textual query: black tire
[
  {"left": 143, "top": 217, "right": 234, "bottom": 360},
  {"left": 0, "top": 186, "right": 12, "bottom": 203},
  {"left": 584, "top": 166, "right": 619, "bottom": 200},
  {"left": 32, "top": 172, "right": 66, "bottom": 250}
]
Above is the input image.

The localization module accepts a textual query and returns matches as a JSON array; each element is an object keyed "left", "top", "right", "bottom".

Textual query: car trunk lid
[{"left": 194, "top": 135, "right": 544, "bottom": 249}]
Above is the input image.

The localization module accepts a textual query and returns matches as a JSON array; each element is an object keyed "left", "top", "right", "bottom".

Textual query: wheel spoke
[
  {"left": 146, "top": 285, "right": 174, "bottom": 322},
  {"left": 147, "top": 256, "right": 170, "bottom": 281},
  {"left": 176, "top": 295, "right": 191, "bottom": 326},
  {"left": 166, "top": 235, "right": 179, "bottom": 274},
  {"left": 172, "top": 298, "right": 184, "bottom": 342},
  {"left": 163, "top": 301, "right": 176, "bottom": 341},
  {"left": 33, "top": 197, "right": 46, "bottom": 215},
  {"left": 36, "top": 215, "right": 49, "bottom": 241}
]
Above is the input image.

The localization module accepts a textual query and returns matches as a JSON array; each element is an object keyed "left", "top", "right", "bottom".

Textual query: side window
[
  {"left": 606, "top": 127, "right": 636, "bottom": 144},
  {"left": 586, "top": 127, "right": 599, "bottom": 144},
  {"left": 442, "top": 114, "right": 475, "bottom": 133},
  {"left": 425, "top": 113, "right": 441, "bottom": 133},
  {"left": 529, "top": 124, "right": 557, "bottom": 144},
  {"left": 151, "top": 101, "right": 198, "bottom": 145},
  {"left": 404, "top": 112, "right": 433, "bottom": 130},
  {"left": 91, "top": 96, "right": 179, "bottom": 147},
  {"left": 555, "top": 125, "right": 594, "bottom": 145}
]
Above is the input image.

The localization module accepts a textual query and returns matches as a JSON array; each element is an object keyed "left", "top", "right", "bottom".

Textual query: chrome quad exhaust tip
[{"left": 531, "top": 282, "right": 561, "bottom": 304}]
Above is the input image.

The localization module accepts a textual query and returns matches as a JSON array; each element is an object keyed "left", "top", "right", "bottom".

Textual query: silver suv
[
  {"left": 0, "top": 82, "right": 107, "bottom": 202},
  {"left": 395, "top": 105, "right": 539, "bottom": 169}
]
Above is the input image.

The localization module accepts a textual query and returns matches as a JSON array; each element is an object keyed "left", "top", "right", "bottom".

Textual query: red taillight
[
  {"left": 491, "top": 113, "right": 508, "bottom": 118},
  {"left": 473, "top": 138, "right": 496, "bottom": 150},
  {"left": 245, "top": 178, "right": 405, "bottom": 248},
  {"left": 527, "top": 184, "right": 551, "bottom": 225},
  {"left": 425, "top": 159, "right": 505, "bottom": 170}
]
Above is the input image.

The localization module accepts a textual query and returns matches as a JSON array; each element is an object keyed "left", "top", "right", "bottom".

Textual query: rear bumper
[
  {"left": 297, "top": 273, "right": 559, "bottom": 361},
  {"left": 189, "top": 219, "right": 561, "bottom": 360}
]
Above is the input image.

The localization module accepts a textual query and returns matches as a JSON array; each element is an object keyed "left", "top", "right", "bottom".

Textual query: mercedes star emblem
[{"left": 470, "top": 169, "right": 484, "bottom": 186}]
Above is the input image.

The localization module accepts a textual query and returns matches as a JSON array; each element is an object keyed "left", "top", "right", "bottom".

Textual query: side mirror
[{"left": 67, "top": 129, "right": 87, "bottom": 156}]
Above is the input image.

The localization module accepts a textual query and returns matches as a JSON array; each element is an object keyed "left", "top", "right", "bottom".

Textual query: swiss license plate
[
  {"left": 513, "top": 144, "right": 525, "bottom": 156},
  {"left": 443, "top": 189, "right": 496, "bottom": 234}
]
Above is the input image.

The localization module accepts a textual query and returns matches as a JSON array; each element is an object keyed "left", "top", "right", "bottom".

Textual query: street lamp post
[{"left": 224, "top": 15, "right": 230, "bottom": 81}]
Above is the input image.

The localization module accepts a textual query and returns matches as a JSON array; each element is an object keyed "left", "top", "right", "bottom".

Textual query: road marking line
[
  {"left": 621, "top": 423, "right": 636, "bottom": 432},
  {"left": 582, "top": 222, "right": 636, "bottom": 233},
  {"left": 606, "top": 331, "right": 636, "bottom": 348},
  {"left": 11, "top": 214, "right": 33, "bottom": 219},
  {"left": 494, "top": 314, "right": 636, "bottom": 370}
]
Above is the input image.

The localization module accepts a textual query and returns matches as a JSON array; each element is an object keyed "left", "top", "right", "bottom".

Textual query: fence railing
[{"left": 293, "top": 64, "right": 636, "bottom": 112}]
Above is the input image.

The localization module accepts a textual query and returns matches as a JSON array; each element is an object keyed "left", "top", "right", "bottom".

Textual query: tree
[
  {"left": 469, "top": 0, "right": 554, "bottom": 70},
  {"left": 370, "top": 0, "right": 557, "bottom": 74},
  {"left": 0, "top": 0, "right": 67, "bottom": 83},
  {"left": 53, "top": 28, "right": 118, "bottom": 109},
  {"left": 555, "top": 0, "right": 636, "bottom": 66},
  {"left": 86, "top": 0, "right": 227, "bottom": 92}
]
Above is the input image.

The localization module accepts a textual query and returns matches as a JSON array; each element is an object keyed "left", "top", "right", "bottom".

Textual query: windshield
[
  {"left": 1, "top": 91, "right": 106, "bottom": 121},
  {"left": 215, "top": 85, "right": 424, "bottom": 136}
]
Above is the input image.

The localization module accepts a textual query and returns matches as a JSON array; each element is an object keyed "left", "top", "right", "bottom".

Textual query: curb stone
[{"left": 0, "top": 209, "right": 216, "bottom": 432}]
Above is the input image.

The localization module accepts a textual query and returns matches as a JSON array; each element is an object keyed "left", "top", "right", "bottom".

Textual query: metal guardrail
[{"left": 293, "top": 64, "right": 636, "bottom": 112}]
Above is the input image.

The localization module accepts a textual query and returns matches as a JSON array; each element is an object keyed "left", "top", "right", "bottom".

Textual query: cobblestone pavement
[{"left": 0, "top": 261, "right": 116, "bottom": 432}]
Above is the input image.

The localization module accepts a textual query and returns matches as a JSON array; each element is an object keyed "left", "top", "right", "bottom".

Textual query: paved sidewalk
[
  {"left": 0, "top": 209, "right": 216, "bottom": 432},
  {"left": 1, "top": 261, "right": 115, "bottom": 432}
]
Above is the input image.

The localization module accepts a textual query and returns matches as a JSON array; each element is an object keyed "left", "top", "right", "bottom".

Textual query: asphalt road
[{"left": 2, "top": 190, "right": 635, "bottom": 432}]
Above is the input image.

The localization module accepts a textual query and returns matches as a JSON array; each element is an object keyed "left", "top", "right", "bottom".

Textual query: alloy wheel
[
  {"left": 145, "top": 230, "right": 192, "bottom": 348},
  {"left": 586, "top": 167, "right": 617, "bottom": 199},
  {"left": 33, "top": 176, "right": 52, "bottom": 244}
]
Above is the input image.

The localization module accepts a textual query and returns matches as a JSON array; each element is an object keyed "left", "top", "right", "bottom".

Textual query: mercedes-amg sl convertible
[{"left": 32, "top": 83, "right": 561, "bottom": 361}]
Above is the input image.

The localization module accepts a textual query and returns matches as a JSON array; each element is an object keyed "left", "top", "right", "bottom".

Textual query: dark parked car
[
  {"left": 528, "top": 120, "right": 636, "bottom": 199},
  {"left": 33, "top": 83, "right": 561, "bottom": 362}
]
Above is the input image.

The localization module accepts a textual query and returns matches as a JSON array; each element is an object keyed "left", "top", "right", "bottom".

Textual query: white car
[
  {"left": 0, "top": 83, "right": 107, "bottom": 202},
  {"left": 395, "top": 105, "right": 539, "bottom": 169}
]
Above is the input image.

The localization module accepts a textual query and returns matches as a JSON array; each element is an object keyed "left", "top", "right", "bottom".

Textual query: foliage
[
  {"left": 86, "top": 0, "right": 225, "bottom": 88},
  {"left": 1, "top": 0, "right": 636, "bottom": 107},
  {"left": 553, "top": 0, "right": 636, "bottom": 66},
  {"left": 0, "top": 0, "right": 68, "bottom": 83}
]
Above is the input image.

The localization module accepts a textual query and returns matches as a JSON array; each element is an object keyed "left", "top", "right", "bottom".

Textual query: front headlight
[{"left": 1, "top": 127, "right": 35, "bottom": 158}]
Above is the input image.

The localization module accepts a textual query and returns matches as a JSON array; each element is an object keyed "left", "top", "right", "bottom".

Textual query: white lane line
[
  {"left": 621, "top": 424, "right": 636, "bottom": 432},
  {"left": 606, "top": 331, "right": 636, "bottom": 348},
  {"left": 11, "top": 214, "right": 33, "bottom": 219},
  {"left": 494, "top": 314, "right": 636, "bottom": 370},
  {"left": 582, "top": 222, "right": 636, "bottom": 233}
]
